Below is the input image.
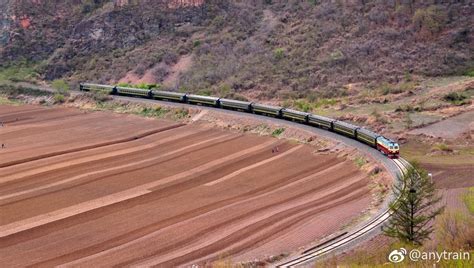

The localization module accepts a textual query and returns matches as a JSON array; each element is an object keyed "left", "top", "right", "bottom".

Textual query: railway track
[
  {"left": 275, "top": 158, "right": 411, "bottom": 267},
  {"left": 12, "top": 85, "right": 408, "bottom": 265}
]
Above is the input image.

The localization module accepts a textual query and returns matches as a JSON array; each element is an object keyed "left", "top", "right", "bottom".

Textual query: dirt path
[
  {"left": 0, "top": 104, "right": 374, "bottom": 267},
  {"left": 409, "top": 110, "right": 474, "bottom": 139}
]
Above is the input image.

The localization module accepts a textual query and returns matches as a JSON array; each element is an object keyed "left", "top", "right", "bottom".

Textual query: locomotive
[{"left": 80, "top": 83, "right": 400, "bottom": 158}]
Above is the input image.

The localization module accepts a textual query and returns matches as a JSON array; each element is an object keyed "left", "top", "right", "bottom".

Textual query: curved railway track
[
  {"left": 276, "top": 158, "right": 411, "bottom": 267},
  {"left": 69, "top": 85, "right": 408, "bottom": 266},
  {"left": 106, "top": 93, "right": 410, "bottom": 267}
]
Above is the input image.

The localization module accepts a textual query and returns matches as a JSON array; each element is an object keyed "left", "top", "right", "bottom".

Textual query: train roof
[
  {"left": 282, "top": 108, "right": 309, "bottom": 116},
  {"left": 81, "top": 83, "right": 115, "bottom": 89},
  {"left": 152, "top": 90, "right": 185, "bottom": 95},
  {"left": 308, "top": 114, "right": 335, "bottom": 122},
  {"left": 334, "top": 120, "right": 360, "bottom": 130},
  {"left": 377, "top": 136, "right": 399, "bottom": 146},
  {"left": 186, "top": 94, "right": 220, "bottom": 100},
  {"left": 219, "top": 98, "right": 252, "bottom": 105},
  {"left": 357, "top": 128, "right": 380, "bottom": 138},
  {"left": 116, "top": 86, "right": 149, "bottom": 91},
  {"left": 251, "top": 103, "right": 283, "bottom": 110}
]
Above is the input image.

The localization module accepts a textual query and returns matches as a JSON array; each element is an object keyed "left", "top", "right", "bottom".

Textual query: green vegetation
[
  {"left": 0, "top": 84, "right": 51, "bottom": 97},
  {"left": 53, "top": 93, "right": 65, "bottom": 104},
  {"left": 464, "top": 187, "right": 474, "bottom": 214},
  {"left": 0, "top": 96, "right": 21, "bottom": 105},
  {"left": 465, "top": 69, "right": 474, "bottom": 77},
  {"left": 435, "top": 209, "right": 474, "bottom": 251},
  {"left": 0, "top": 64, "right": 37, "bottom": 83},
  {"left": 138, "top": 106, "right": 169, "bottom": 117},
  {"left": 173, "top": 108, "right": 189, "bottom": 120},
  {"left": 283, "top": 98, "right": 338, "bottom": 113},
  {"left": 383, "top": 162, "right": 444, "bottom": 245},
  {"left": 401, "top": 139, "right": 474, "bottom": 166},
  {"left": 431, "top": 143, "right": 452, "bottom": 152},
  {"left": 354, "top": 156, "right": 367, "bottom": 168},
  {"left": 413, "top": 6, "right": 447, "bottom": 34},
  {"left": 443, "top": 91, "right": 470, "bottom": 105},
  {"left": 271, "top": 127, "right": 285, "bottom": 137},
  {"left": 193, "top": 40, "right": 201, "bottom": 48},
  {"left": 51, "top": 79, "right": 69, "bottom": 94},
  {"left": 116, "top": 82, "right": 159, "bottom": 90},
  {"left": 273, "top": 48, "right": 285, "bottom": 60}
]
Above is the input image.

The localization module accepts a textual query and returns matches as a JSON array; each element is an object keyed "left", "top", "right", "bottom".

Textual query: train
[{"left": 79, "top": 83, "right": 400, "bottom": 158}]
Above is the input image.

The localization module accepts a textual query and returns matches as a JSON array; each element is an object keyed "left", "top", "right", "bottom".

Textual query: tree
[{"left": 383, "top": 162, "right": 444, "bottom": 245}]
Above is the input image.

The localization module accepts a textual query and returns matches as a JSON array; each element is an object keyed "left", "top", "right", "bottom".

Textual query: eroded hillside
[{"left": 1, "top": 0, "right": 473, "bottom": 100}]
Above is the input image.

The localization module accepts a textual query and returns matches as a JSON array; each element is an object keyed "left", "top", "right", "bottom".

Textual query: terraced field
[{"left": 0, "top": 105, "right": 373, "bottom": 266}]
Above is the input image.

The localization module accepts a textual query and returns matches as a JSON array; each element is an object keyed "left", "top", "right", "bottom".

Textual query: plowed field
[{"left": 0, "top": 105, "right": 372, "bottom": 267}]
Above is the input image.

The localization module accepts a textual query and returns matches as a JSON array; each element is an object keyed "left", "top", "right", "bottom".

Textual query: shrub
[
  {"left": 117, "top": 82, "right": 132, "bottom": 87},
  {"left": 173, "top": 108, "right": 189, "bottom": 119},
  {"left": 53, "top": 93, "right": 65, "bottom": 103},
  {"left": 354, "top": 156, "right": 367, "bottom": 168},
  {"left": 295, "top": 100, "right": 312, "bottom": 112},
  {"left": 443, "top": 91, "right": 468, "bottom": 105},
  {"left": 413, "top": 6, "right": 447, "bottom": 34},
  {"left": 432, "top": 143, "right": 452, "bottom": 152},
  {"left": 51, "top": 79, "right": 69, "bottom": 94},
  {"left": 274, "top": 48, "right": 285, "bottom": 60},
  {"left": 271, "top": 127, "right": 285, "bottom": 137},
  {"left": 139, "top": 106, "right": 168, "bottom": 118}
]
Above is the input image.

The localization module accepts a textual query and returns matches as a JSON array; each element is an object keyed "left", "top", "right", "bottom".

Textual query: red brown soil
[
  {"left": 0, "top": 104, "right": 373, "bottom": 267},
  {"left": 423, "top": 163, "right": 474, "bottom": 189}
]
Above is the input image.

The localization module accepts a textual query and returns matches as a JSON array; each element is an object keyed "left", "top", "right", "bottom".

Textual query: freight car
[{"left": 78, "top": 83, "right": 400, "bottom": 158}]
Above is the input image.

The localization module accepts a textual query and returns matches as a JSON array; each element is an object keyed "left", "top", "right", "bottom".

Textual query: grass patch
[
  {"left": 354, "top": 156, "right": 367, "bottom": 168},
  {"left": 271, "top": 127, "right": 285, "bottom": 137},
  {"left": 284, "top": 98, "right": 338, "bottom": 113},
  {"left": 464, "top": 187, "right": 474, "bottom": 214},
  {"left": 401, "top": 140, "right": 474, "bottom": 165},
  {"left": 173, "top": 107, "right": 189, "bottom": 119},
  {"left": 0, "top": 96, "right": 21, "bottom": 105},
  {"left": 0, "top": 64, "right": 38, "bottom": 83},
  {"left": 0, "top": 84, "right": 52, "bottom": 97},
  {"left": 138, "top": 106, "right": 169, "bottom": 117},
  {"left": 431, "top": 143, "right": 452, "bottom": 152}
]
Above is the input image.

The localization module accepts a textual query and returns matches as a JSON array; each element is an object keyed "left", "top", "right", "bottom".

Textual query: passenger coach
[{"left": 79, "top": 83, "right": 400, "bottom": 158}]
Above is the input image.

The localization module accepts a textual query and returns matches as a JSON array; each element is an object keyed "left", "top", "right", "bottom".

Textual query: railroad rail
[
  {"left": 77, "top": 83, "right": 408, "bottom": 266},
  {"left": 275, "top": 158, "right": 411, "bottom": 267}
]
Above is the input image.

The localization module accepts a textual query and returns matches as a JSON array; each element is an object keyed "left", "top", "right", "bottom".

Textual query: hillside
[{"left": 1, "top": 0, "right": 473, "bottom": 100}]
